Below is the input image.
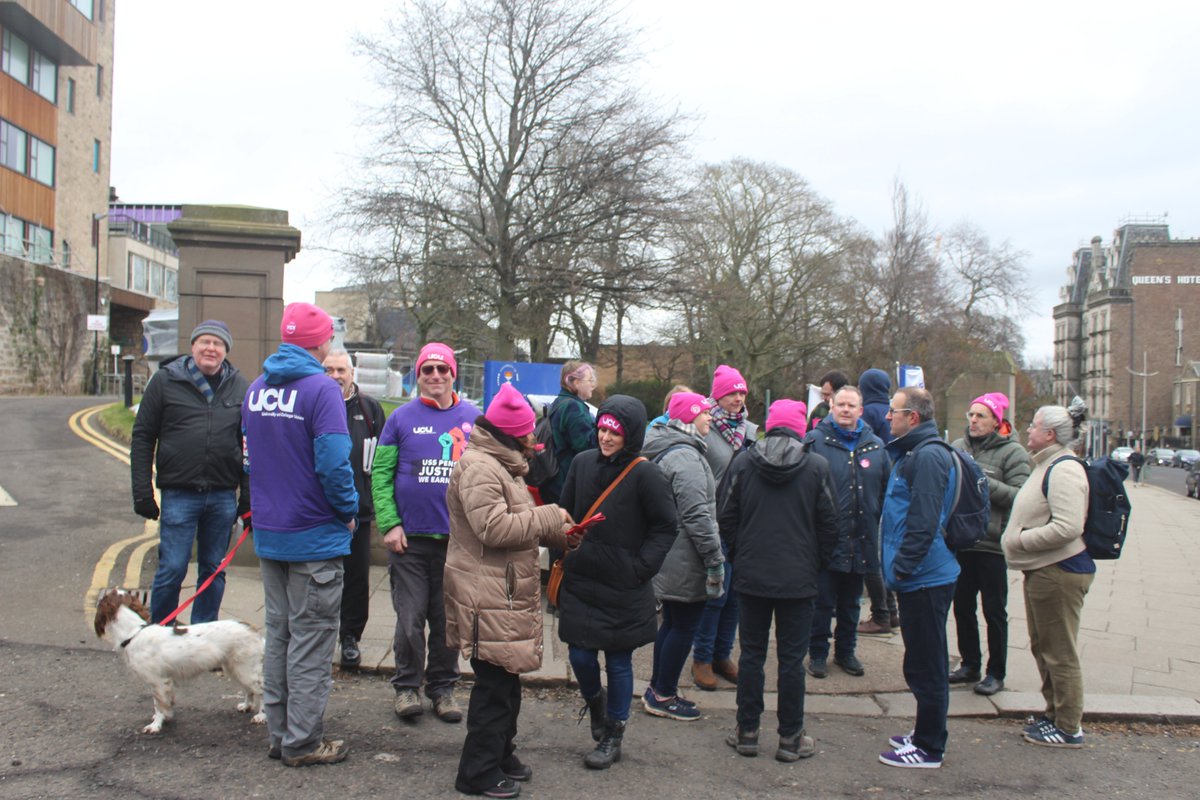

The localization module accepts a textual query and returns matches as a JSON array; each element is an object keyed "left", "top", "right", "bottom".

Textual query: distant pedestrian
[
  {"left": 242, "top": 302, "right": 358, "bottom": 766},
  {"left": 877, "top": 388, "right": 958, "bottom": 769},
  {"left": 719, "top": 399, "right": 839, "bottom": 762},
  {"left": 1128, "top": 449, "right": 1145, "bottom": 485},
  {"left": 949, "top": 393, "right": 1030, "bottom": 697},
  {"left": 807, "top": 369, "right": 849, "bottom": 429},
  {"left": 444, "top": 383, "right": 575, "bottom": 798},
  {"left": 130, "top": 319, "right": 250, "bottom": 624},
  {"left": 542, "top": 361, "right": 599, "bottom": 505},
  {"left": 1002, "top": 400, "right": 1093, "bottom": 749}
]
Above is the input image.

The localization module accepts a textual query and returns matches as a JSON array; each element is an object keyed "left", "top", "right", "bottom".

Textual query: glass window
[
  {"left": 165, "top": 268, "right": 178, "bottom": 302},
  {"left": 29, "top": 137, "right": 54, "bottom": 186},
  {"left": 1, "top": 213, "right": 23, "bottom": 255},
  {"left": 27, "top": 224, "right": 52, "bottom": 263},
  {"left": 92, "top": 138, "right": 100, "bottom": 173},
  {"left": 1, "top": 120, "right": 28, "bottom": 174},
  {"left": 67, "top": 78, "right": 75, "bottom": 113},
  {"left": 129, "top": 253, "right": 148, "bottom": 292},
  {"left": 68, "top": 0, "right": 94, "bottom": 20},
  {"left": 2, "top": 30, "right": 30, "bottom": 84},
  {"left": 31, "top": 51, "right": 56, "bottom": 103},
  {"left": 149, "top": 260, "right": 163, "bottom": 297}
]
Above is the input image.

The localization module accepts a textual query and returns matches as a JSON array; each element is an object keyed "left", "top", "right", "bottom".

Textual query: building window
[
  {"left": 1, "top": 213, "right": 23, "bottom": 255},
  {"left": 29, "top": 137, "right": 54, "bottom": 186},
  {"left": 67, "top": 78, "right": 76, "bottom": 113},
  {"left": 149, "top": 260, "right": 164, "bottom": 297},
  {"left": 1, "top": 29, "right": 30, "bottom": 84},
  {"left": 30, "top": 51, "right": 56, "bottom": 103},
  {"left": 92, "top": 138, "right": 100, "bottom": 173},
  {"left": 62, "top": 239, "right": 71, "bottom": 270},
  {"left": 68, "top": 0, "right": 94, "bottom": 20},
  {"left": 129, "top": 253, "right": 148, "bottom": 293},
  {"left": 27, "top": 224, "right": 52, "bottom": 263},
  {"left": 164, "top": 268, "right": 178, "bottom": 302},
  {"left": 1, "top": 119, "right": 28, "bottom": 174},
  {"left": 96, "top": 64, "right": 103, "bottom": 97}
]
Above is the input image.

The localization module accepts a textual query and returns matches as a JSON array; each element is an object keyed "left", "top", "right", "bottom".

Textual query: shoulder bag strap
[{"left": 584, "top": 456, "right": 647, "bottom": 520}]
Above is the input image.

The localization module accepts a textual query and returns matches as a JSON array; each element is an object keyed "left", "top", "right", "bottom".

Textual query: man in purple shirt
[{"left": 243, "top": 302, "right": 358, "bottom": 767}]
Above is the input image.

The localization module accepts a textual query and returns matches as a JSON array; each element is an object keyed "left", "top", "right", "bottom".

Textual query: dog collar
[{"left": 120, "top": 624, "right": 149, "bottom": 649}]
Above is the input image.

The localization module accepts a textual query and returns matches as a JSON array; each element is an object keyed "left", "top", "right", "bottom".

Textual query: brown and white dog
[{"left": 93, "top": 589, "right": 266, "bottom": 734}]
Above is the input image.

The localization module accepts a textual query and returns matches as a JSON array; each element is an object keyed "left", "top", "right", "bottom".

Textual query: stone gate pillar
[{"left": 168, "top": 205, "right": 301, "bottom": 378}]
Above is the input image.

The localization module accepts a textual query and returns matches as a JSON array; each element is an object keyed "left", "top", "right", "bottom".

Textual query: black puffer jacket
[
  {"left": 346, "top": 386, "right": 386, "bottom": 520},
  {"left": 717, "top": 428, "right": 839, "bottom": 599},
  {"left": 130, "top": 355, "right": 250, "bottom": 504},
  {"left": 557, "top": 395, "right": 677, "bottom": 651}
]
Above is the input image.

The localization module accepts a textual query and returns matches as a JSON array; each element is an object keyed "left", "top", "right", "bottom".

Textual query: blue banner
[
  {"left": 898, "top": 364, "right": 926, "bottom": 389},
  {"left": 483, "top": 361, "right": 563, "bottom": 409}
]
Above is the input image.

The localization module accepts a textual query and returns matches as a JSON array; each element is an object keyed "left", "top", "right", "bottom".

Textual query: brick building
[{"left": 1053, "top": 220, "right": 1200, "bottom": 453}]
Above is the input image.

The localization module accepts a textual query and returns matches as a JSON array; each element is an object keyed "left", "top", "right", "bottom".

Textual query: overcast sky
[{"left": 111, "top": 0, "right": 1200, "bottom": 364}]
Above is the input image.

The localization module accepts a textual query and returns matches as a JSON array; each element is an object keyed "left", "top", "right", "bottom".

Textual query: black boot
[
  {"left": 578, "top": 687, "right": 607, "bottom": 742},
  {"left": 584, "top": 719, "right": 624, "bottom": 769}
]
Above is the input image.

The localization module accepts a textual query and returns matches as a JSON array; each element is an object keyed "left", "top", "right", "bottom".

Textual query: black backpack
[
  {"left": 525, "top": 408, "right": 559, "bottom": 488},
  {"left": 1041, "top": 455, "right": 1131, "bottom": 560},
  {"left": 915, "top": 439, "right": 991, "bottom": 551}
]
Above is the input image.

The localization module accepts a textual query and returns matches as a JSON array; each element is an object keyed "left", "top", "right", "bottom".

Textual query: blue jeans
[
  {"left": 897, "top": 582, "right": 955, "bottom": 758},
  {"left": 650, "top": 600, "right": 705, "bottom": 697},
  {"left": 693, "top": 542, "right": 738, "bottom": 663},
  {"left": 568, "top": 646, "right": 633, "bottom": 721},
  {"left": 151, "top": 488, "right": 237, "bottom": 623},
  {"left": 737, "top": 593, "right": 814, "bottom": 737},
  {"left": 809, "top": 569, "right": 863, "bottom": 661}
]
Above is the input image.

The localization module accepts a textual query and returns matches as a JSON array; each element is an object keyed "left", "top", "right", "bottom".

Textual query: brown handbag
[{"left": 547, "top": 456, "right": 646, "bottom": 607}]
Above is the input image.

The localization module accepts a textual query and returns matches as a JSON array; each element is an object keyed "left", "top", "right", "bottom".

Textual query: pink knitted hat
[
  {"left": 711, "top": 364, "right": 749, "bottom": 401},
  {"left": 280, "top": 303, "right": 334, "bottom": 349},
  {"left": 668, "top": 391, "right": 716, "bottom": 424},
  {"left": 971, "top": 392, "right": 1009, "bottom": 424},
  {"left": 765, "top": 399, "right": 809, "bottom": 434},
  {"left": 486, "top": 383, "right": 535, "bottom": 437},
  {"left": 417, "top": 342, "right": 457, "bottom": 378},
  {"left": 596, "top": 414, "right": 625, "bottom": 436}
]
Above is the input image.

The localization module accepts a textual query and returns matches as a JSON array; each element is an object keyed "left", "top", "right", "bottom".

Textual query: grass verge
[{"left": 97, "top": 401, "right": 137, "bottom": 444}]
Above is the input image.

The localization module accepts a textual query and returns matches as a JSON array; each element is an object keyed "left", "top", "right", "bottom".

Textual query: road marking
[
  {"left": 68, "top": 406, "right": 132, "bottom": 464},
  {"left": 124, "top": 534, "right": 159, "bottom": 589},
  {"left": 0, "top": 484, "right": 15, "bottom": 506}
]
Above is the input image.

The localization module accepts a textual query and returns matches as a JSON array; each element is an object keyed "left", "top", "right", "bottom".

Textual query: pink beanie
[
  {"left": 417, "top": 342, "right": 457, "bottom": 378},
  {"left": 711, "top": 364, "right": 749, "bottom": 401},
  {"left": 766, "top": 399, "right": 809, "bottom": 434},
  {"left": 668, "top": 391, "right": 715, "bottom": 424},
  {"left": 596, "top": 414, "right": 625, "bottom": 436},
  {"left": 486, "top": 383, "right": 535, "bottom": 437},
  {"left": 280, "top": 303, "right": 334, "bottom": 349},
  {"left": 971, "top": 392, "right": 1009, "bottom": 424}
]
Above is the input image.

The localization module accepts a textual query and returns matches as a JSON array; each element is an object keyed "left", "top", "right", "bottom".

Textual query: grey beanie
[{"left": 190, "top": 320, "right": 233, "bottom": 351}]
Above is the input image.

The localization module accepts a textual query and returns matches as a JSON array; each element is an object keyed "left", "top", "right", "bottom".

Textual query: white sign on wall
[{"left": 86, "top": 315, "right": 109, "bottom": 332}]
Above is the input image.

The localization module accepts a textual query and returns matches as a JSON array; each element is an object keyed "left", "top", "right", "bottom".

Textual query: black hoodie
[
  {"left": 717, "top": 428, "right": 839, "bottom": 599},
  {"left": 557, "top": 395, "right": 678, "bottom": 651}
]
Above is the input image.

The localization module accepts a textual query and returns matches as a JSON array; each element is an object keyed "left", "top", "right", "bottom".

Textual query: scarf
[
  {"left": 832, "top": 418, "right": 864, "bottom": 449},
  {"left": 710, "top": 403, "right": 746, "bottom": 450},
  {"left": 185, "top": 357, "right": 225, "bottom": 404}
]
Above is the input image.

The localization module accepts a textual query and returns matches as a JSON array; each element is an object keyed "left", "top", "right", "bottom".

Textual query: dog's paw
[
  {"left": 237, "top": 700, "right": 251, "bottom": 713},
  {"left": 141, "top": 722, "right": 164, "bottom": 735},
  {"left": 251, "top": 711, "right": 266, "bottom": 725}
]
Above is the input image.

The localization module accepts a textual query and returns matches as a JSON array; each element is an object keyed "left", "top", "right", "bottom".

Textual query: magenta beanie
[
  {"left": 766, "top": 399, "right": 809, "bottom": 434},
  {"left": 486, "top": 383, "right": 535, "bottom": 437},
  {"left": 596, "top": 413, "right": 625, "bottom": 437},
  {"left": 280, "top": 303, "right": 334, "bottom": 349},
  {"left": 971, "top": 392, "right": 1009, "bottom": 424},
  {"left": 668, "top": 391, "right": 715, "bottom": 424},
  {"left": 417, "top": 342, "right": 457, "bottom": 378},
  {"left": 711, "top": 364, "right": 749, "bottom": 401}
]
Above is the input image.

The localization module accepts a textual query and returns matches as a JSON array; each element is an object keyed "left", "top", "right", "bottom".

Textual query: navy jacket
[{"left": 859, "top": 368, "right": 893, "bottom": 442}]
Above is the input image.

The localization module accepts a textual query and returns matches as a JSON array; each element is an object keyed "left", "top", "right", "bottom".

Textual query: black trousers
[
  {"left": 456, "top": 658, "right": 522, "bottom": 792},
  {"left": 897, "top": 583, "right": 954, "bottom": 758},
  {"left": 736, "top": 594, "right": 814, "bottom": 737},
  {"left": 339, "top": 516, "right": 372, "bottom": 640},
  {"left": 952, "top": 549, "right": 1008, "bottom": 679}
]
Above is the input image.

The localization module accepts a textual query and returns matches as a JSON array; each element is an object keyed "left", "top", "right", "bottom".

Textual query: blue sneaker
[
  {"left": 1023, "top": 724, "right": 1083, "bottom": 748},
  {"left": 1023, "top": 716, "right": 1054, "bottom": 736},
  {"left": 879, "top": 743, "right": 942, "bottom": 769},
  {"left": 642, "top": 687, "right": 701, "bottom": 721},
  {"left": 888, "top": 731, "right": 913, "bottom": 749}
]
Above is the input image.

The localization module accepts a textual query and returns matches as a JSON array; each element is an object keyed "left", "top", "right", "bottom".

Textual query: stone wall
[{"left": 0, "top": 255, "right": 104, "bottom": 394}]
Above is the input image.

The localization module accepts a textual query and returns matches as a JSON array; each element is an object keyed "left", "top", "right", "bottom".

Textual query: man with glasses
[
  {"left": 876, "top": 388, "right": 959, "bottom": 769},
  {"left": 373, "top": 343, "right": 480, "bottom": 723}
]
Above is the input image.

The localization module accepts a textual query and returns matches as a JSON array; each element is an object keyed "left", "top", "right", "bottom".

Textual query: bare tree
[{"left": 352, "top": 0, "right": 686, "bottom": 360}]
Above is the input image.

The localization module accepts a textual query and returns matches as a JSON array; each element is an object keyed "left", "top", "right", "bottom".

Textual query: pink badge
[{"left": 860, "top": 458, "right": 870, "bottom": 468}]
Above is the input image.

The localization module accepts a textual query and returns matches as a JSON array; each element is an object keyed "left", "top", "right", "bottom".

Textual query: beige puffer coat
[{"left": 444, "top": 423, "right": 569, "bottom": 674}]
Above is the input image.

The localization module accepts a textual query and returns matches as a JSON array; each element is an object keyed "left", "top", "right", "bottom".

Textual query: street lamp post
[
  {"left": 90, "top": 212, "right": 107, "bottom": 395},
  {"left": 1126, "top": 351, "right": 1158, "bottom": 453}
]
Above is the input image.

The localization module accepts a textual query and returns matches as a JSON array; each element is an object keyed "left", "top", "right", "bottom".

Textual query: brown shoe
[
  {"left": 692, "top": 661, "right": 718, "bottom": 691},
  {"left": 281, "top": 738, "right": 349, "bottom": 767},
  {"left": 712, "top": 658, "right": 739, "bottom": 684},
  {"left": 857, "top": 619, "right": 893, "bottom": 636}
]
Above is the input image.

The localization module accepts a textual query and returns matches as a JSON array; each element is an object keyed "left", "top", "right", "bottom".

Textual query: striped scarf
[
  {"left": 185, "top": 357, "right": 225, "bottom": 404},
  {"left": 710, "top": 403, "right": 746, "bottom": 450}
]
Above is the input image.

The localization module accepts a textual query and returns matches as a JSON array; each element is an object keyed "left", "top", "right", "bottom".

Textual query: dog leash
[{"left": 121, "top": 513, "right": 253, "bottom": 648}]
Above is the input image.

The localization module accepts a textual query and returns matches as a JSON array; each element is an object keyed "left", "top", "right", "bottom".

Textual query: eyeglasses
[
  {"left": 420, "top": 364, "right": 451, "bottom": 376},
  {"left": 886, "top": 407, "right": 913, "bottom": 416},
  {"left": 966, "top": 412, "right": 990, "bottom": 420}
]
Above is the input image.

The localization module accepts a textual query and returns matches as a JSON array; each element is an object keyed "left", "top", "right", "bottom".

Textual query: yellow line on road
[
  {"left": 68, "top": 405, "right": 131, "bottom": 464},
  {"left": 124, "top": 535, "right": 158, "bottom": 589}
]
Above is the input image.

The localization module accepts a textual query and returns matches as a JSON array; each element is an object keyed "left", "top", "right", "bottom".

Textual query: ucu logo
[
  {"left": 732, "top": 382, "right": 747, "bottom": 391},
  {"left": 247, "top": 388, "right": 298, "bottom": 413},
  {"left": 413, "top": 426, "right": 435, "bottom": 434}
]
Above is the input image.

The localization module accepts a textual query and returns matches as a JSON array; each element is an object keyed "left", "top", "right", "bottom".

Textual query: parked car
[
  {"left": 1172, "top": 449, "right": 1200, "bottom": 469},
  {"left": 1187, "top": 461, "right": 1200, "bottom": 499},
  {"left": 1111, "top": 446, "right": 1134, "bottom": 463},
  {"left": 1151, "top": 448, "right": 1176, "bottom": 466}
]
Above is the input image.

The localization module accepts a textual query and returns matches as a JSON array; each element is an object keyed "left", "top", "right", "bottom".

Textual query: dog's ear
[
  {"left": 94, "top": 590, "right": 119, "bottom": 638},
  {"left": 126, "top": 592, "right": 151, "bottom": 622}
]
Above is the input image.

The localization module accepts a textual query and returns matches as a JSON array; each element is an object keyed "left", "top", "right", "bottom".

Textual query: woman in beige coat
[
  {"left": 1001, "top": 399, "right": 1092, "bottom": 750},
  {"left": 445, "top": 383, "right": 573, "bottom": 798}
]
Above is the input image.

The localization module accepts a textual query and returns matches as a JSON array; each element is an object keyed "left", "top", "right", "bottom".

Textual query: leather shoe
[
  {"left": 712, "top": 657, "right": 739, "bottom": 684},
  {"left": 974, "top": 675, "right": 1004, "bottom": 696},
  {"left": 834, "top": 654, "right": 865, "bottom": 676},
  {"left": 856, "top": 619, "right": 892, "bottom": 636},
  {"left": 340, "top": 635, "right": 361, "bottom": 669},
  {"left": 948, "top": 665, "right": 981, "bottom": 684},
  {"left": 806, "top": 658, "right": 827, "bottom": 679},
  {"left": 692, "top": 661, "right": 718, "bottom": 691}
]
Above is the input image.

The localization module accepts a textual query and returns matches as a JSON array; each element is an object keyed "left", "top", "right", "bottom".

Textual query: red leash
[{"left": 158, "top": 513, "right": 252, "bottom": 627}]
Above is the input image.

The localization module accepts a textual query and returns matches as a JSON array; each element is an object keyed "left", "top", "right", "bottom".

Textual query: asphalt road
[{"left": 2, "top": 398, "right": 1199, "bottom": 799}]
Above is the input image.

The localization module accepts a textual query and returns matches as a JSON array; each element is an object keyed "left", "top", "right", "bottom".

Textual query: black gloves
[{"left": 134, "top": 496, "right": 160, "bottom": 520}]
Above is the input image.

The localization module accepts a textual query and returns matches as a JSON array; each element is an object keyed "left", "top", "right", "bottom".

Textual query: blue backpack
[
  {"left": 1041, "top": 455, "right": 1131, "bottom": 560},
  {"left": 915, "top": 439, "right": 991, "bottom": 551}
]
